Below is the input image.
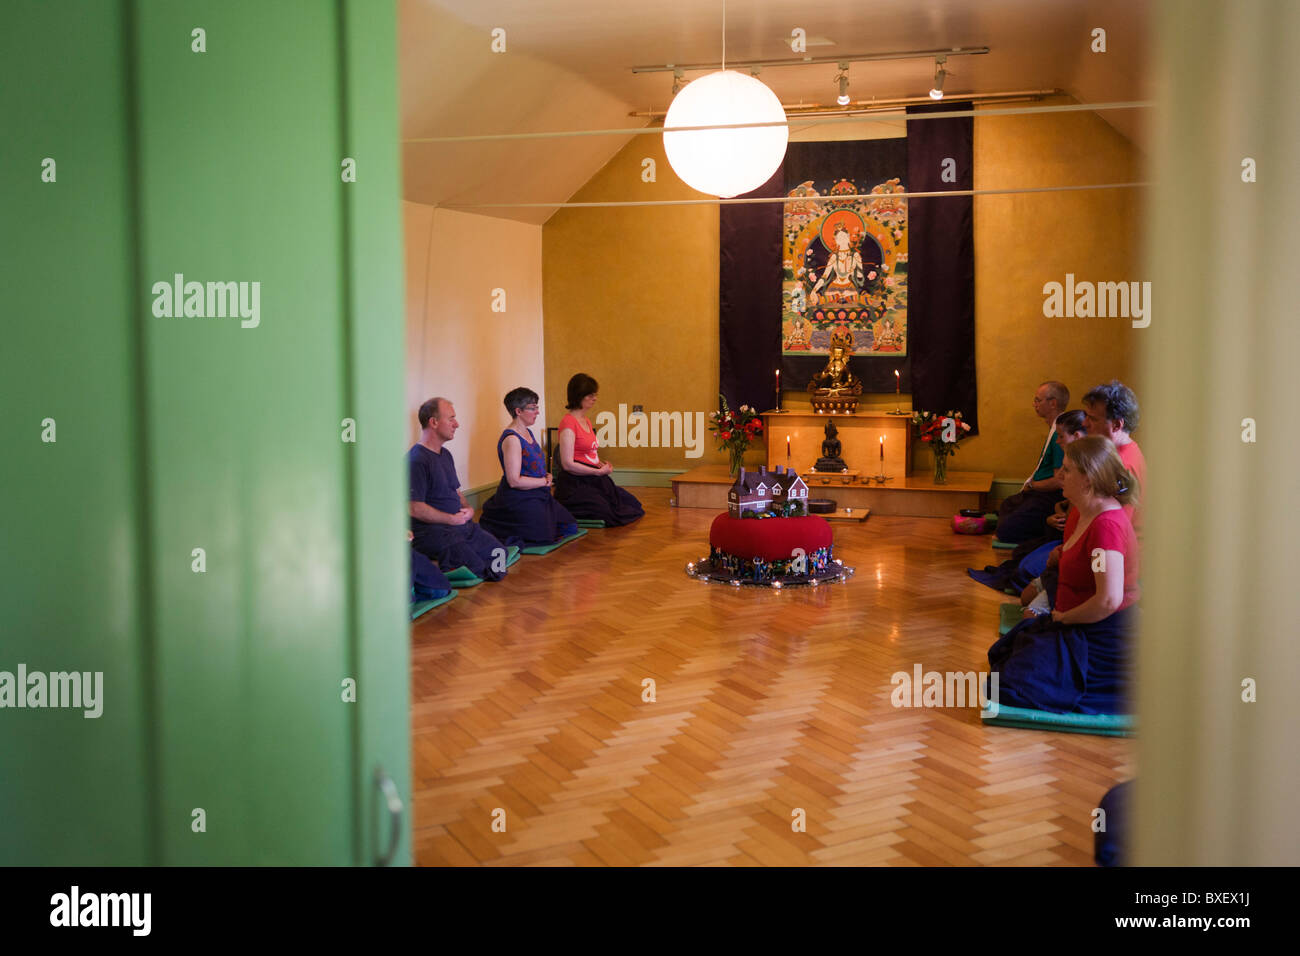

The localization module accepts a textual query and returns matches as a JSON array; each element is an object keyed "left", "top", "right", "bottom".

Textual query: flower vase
[
  {"left": 728, "top": 445, "right": 747, "bottom": 478},
  {"left": 933, "top": 448, "right": 949, "bottom": 485}
]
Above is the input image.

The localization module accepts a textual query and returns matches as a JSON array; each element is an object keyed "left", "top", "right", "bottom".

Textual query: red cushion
[
  {"left": 708, "top": 514, "right": 833, "bottom": 561},
  {"left": 952, "top": 514, "right": 993, "bottom": 534}
]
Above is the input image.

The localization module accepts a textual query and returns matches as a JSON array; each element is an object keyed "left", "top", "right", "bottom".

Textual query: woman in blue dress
[{"left": 480, "top": 387, "right": 580, "bottom": 547}]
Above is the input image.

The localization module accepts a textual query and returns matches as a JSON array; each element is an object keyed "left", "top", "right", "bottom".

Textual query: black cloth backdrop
[
  {"left": 718, "top": 105, "right": 977, "bottom": 434},
  {"left": 905, "top": 103, "right": 977, "bottom": 433}
]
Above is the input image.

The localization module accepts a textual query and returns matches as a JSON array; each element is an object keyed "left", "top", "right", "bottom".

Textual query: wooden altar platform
[
  {"left": 670, "top": 464, "right": 993, "bottom": 518},
  {"left": 763, "top": 409, "right": 913, "bottom": 478}
]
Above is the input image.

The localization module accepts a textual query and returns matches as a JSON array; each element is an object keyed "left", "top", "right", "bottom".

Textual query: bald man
[
  {"left": 996, "top": 381, "right": 1069, "bottom": 543},
  {"left": 408, "top": 397, "right": 516, "bottom": 582}
]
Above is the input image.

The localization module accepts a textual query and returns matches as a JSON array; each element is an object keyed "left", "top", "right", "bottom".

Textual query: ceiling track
[
  {"left": 631, "top": 46, "right": 990, "bottom": 74},
  {"left": 629, "top": 89, "right": 1064, "bottom": 119}
]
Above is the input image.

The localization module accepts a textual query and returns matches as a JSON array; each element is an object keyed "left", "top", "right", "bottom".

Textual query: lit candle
[
  {"left": 880, "top": 435, "right": 885, "bottom": 462},
  {"left": 895, "top": 369, "right": 900, "bottom": 395},
  {"left": 786, "top": 435, "right": 791, "bottom": 457}
]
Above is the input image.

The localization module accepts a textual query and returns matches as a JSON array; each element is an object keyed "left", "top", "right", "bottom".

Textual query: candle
[
  {"left": 786, "top": 435, "right": 791, "bottom": 457},
  {"left": 895, "top": 369, "right": 900, "bottom": 395},
  {"left": 880, "top": 435, "right": 885, "bottom": 462}
]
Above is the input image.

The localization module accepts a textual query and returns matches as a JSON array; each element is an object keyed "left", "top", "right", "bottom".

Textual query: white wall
[{"left": 404, "top": 202, "right": 547, "bottom": 490}]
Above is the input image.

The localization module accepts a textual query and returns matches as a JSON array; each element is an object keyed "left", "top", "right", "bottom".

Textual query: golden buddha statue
[
  {"left": 808, "top": 329, "right": 863, "bottom": 394},
  {"left": 807, "top": 328, "right": 863, "bottom": 414}
]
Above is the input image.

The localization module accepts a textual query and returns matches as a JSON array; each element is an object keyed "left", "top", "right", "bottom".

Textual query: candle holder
[{"left": 887, "top": 372, "right": 908, "bottom": 415}]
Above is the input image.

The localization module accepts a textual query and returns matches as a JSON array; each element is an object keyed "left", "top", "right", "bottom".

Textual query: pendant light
[{"left": 662, "top": 2, "right": 789, "bottom": 198}]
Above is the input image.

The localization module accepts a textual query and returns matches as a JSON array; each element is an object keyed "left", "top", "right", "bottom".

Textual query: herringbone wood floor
[{"left": 411, "top": 488, "right": 1133, "bottom": 866}]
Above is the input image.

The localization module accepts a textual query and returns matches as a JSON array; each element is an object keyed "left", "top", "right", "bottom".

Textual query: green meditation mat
[
  {"left": 506, "top": 545, "right": 521, "bottom": 567},
  {"left": 981, "top": 699, "right": 1134, "bottom": 737},
  {"left": 991, "top": 538, "right": 1017, "bottom": 550},
  {"left": 575, "top": 518, "right": 606, "bottom": 528},
  {"left": 520, "top": 528, "right": 587, "bottom": 555},
  {"left": 444, "top": 566, "right": 484, "bottom": 588},
  {"left": 1000, "top": 602, "right": 1025, "bottom": 635},
  {"left": 411, "top": 592, "right": 456, "bottom": 619}
]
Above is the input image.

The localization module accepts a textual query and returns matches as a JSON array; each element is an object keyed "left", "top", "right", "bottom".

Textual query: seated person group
[
  {"left": 973, "top": 380, "right": 1147, "bottom": 716},
  {"left": 409, "top": 370, "right": 1146, "bottom": 722},
  {"left": 408, "top": 373, "right": 644, "bottom": 596}
]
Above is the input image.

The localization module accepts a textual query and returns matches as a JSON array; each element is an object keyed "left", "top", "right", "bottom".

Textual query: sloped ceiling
[{"left": 400, "top": 0, "right": 1150, "bottom": 224}]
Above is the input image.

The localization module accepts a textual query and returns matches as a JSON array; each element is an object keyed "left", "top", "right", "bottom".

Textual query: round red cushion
[{"left": 709, "top": 514, "right": 833, "bottom": 561}]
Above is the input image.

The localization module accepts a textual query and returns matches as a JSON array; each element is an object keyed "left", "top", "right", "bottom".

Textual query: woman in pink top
[
  {"left": 986, "top": 436, "right": 1139, "bottom": 714},
  {"left": 553, "top": 373, "right": 644, "bottom": 527}
]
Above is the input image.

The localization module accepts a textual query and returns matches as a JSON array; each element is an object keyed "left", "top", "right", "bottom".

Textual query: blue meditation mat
[
  {"left": 981, "top": 698, "right": 1134, "bottom": 737},
  {"left": 1000, "top": 602, "right": 1025, "bottom": 635},
  {"left": 991, "top": 538, "right": 1017, "bottom": 550},
  {"left": 520, "top": 529, "right": 587, "bottom": 555},
  {"left": 575, "top": 518, "right": 606, "bottom": 528},
  {"left": 411, "top": 592, "right": 456, "bottom": 619},
  {"left": 506, "top": 545, "right": 521, "bottom": 566}
]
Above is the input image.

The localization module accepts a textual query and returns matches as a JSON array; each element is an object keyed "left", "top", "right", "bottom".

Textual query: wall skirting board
[
  {"left": 468, "top": 474, "right": 1021, "bottom": 510},
  {"left": 462, "top": 469, "right": 681, "bottom": 510}
]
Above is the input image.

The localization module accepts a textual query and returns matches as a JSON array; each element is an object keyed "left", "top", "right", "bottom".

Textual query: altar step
[{"left": 670, "top": 464, "right": 993, "bottom": 518}]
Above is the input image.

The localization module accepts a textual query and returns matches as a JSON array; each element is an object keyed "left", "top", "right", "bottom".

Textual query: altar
[
  {"left": 670, "top": 407, "right": 992, "bottom": 517},
  {"left": 762, "top": 410, "right": 912, "bottom": 479}
]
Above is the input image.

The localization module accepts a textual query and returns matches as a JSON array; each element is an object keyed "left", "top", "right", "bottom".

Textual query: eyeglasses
[{"left": 523, "top": 404, "right": 539, "bottom": 411}]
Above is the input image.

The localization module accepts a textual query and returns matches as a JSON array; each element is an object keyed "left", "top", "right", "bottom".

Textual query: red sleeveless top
[{"left": 560, "top": 413, "right": 600, "bottom": 467}]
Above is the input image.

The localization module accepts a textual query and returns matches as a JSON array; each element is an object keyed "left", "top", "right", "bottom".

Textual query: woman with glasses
[
  {"left": 479, "top": 386, "right": 580, "bottom": 547},
  {"left": 554, "top": 373, "right": 644, "bottom": 527}
]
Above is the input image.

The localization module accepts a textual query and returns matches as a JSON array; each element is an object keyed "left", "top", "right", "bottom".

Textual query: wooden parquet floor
[{"left": 411, "top": 488, "right": 1133, "bottom": 866}]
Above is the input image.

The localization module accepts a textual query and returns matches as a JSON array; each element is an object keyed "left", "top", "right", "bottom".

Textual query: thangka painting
[{"left": 782, "top": 177, "right": 908, "bottom": 357}]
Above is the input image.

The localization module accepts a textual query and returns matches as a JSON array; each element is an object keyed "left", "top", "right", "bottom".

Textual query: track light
[
  {"left": 929, "top": 56, "right": 947, "bottom": 100},
  {"left": 836, "top": 62, "right": 850, "bottom": 106},
  {"left": 672, "top": 69, "right": 684, "bottom": 95}
]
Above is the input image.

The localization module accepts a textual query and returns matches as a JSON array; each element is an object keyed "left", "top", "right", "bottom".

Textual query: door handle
[{"left": 373, "top": 766, "right": 403, "bottom": 866}]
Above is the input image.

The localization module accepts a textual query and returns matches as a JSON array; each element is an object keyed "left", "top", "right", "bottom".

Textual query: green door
[{"left": 0, "top": 0, "right": 410, "bottom": 866}]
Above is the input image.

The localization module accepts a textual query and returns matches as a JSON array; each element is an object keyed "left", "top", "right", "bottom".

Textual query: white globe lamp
[{"left": 663, "top": 70, "right": 789, "bottom": 198}]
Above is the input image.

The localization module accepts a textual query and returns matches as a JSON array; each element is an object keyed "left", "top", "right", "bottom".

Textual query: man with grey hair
[
  {"left": 995, "top": 380, "right": 1070, "bottom": 543},
  {"left": 408, "top": 397, "right": 516, "bottom": 582}
]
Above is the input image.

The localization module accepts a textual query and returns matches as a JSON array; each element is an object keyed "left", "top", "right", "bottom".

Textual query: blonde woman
[{"left": 986, "top": 436, "right": 1139, "bottom": 714}]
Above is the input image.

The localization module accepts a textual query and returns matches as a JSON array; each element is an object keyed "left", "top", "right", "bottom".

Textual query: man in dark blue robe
[{"left": 409, "top": 397, "right": 512, "bottom": 582}]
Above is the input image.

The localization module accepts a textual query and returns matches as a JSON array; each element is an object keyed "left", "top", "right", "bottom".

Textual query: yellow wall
[
  {"left": 541, "top": 129, "right": 722, "bottom": 471},
  {"left": 963, "top": 97, "right": 1144, "bottom": 480},
  {"left": 542, "top": 99, "right": 1144, "bottom": 480},
  {"left": 405, "top": 202, "right": 548, "bottom": 490}
]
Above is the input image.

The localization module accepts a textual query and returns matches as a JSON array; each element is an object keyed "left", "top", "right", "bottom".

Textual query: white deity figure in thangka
[{"left": 809, "top": 225, "right": 864, "bottom": 306}]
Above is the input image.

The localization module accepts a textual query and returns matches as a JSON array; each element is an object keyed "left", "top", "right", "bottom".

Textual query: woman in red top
[
  {"left": 987, "top": 436, "right": 1139, "bottom": 714},
  {"left": 553, "top": 373, "right": 644, "bottom": 527}
]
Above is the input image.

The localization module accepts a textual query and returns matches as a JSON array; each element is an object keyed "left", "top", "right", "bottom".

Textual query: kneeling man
[
  {"left": 409, "top": 397, "right": 511, "bottom": 582},
  {"left": 997, "top": 380, "right": 1068, "bottom": 543}
]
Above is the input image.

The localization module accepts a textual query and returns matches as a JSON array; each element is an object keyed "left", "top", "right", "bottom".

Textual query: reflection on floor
[{"left": 410, "top": 488, "right": 1131, "bottom": 866}]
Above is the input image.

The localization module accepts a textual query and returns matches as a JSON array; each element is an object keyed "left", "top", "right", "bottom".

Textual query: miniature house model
[{"left": 727, "top": 465, "right": 810, "bottom": 518}]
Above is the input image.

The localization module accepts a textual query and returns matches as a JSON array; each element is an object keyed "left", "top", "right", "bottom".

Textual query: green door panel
[{"left": 0, "top": 0, "right": 410, "bottom": 866}]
